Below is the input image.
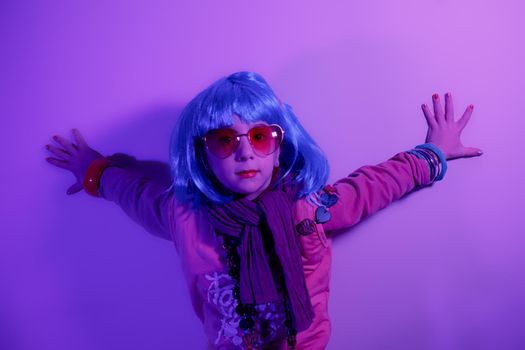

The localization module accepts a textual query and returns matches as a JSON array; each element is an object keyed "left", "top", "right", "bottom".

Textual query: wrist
[
  {"left": 426, "top": 143, "right": 449, "bottom": 160},
  {"left": 83, "top": 157, "right": 113, "bottom": 197},
  {"left": 415, "top": 143, "right": 448, "bottom": 181}
]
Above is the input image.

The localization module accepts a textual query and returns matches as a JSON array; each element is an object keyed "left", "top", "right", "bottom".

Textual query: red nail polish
[
  {"left": 433, "top": 93, "right": 439, "bottom": 100},
  {"left": 469, "top": 104, "right": 474, "bottom": 109}
]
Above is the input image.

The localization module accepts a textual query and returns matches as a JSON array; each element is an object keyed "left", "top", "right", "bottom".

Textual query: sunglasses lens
[
  {"left": 205, "top": 129, "right": 237, "bottom": 158},
  {"left": 204, "top": 125, "right": 283, "bottom": 158},
  {"left": 249, "top": 125, "right": 282, "bottom": 156}
]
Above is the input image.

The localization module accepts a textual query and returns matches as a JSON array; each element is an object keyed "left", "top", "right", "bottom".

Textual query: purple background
[{"left": 2, "top": 0, "right": 524, "bottom": 349}]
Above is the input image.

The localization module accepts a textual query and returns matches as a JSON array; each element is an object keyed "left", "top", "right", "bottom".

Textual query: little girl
[{"left": 44, "top": 71, "right": 482, "bottom": 350}]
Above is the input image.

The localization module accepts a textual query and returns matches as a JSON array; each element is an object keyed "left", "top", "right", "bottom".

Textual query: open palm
[
  {"left": 44, "top": 129, "right": 104, "bottom": 195},
  {"left": 421, "top": 92, "right": 483, "bottom": 161}
]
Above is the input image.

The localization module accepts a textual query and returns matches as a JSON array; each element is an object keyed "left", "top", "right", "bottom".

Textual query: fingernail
[
  {"left": 433, "top": 93, "right": 439, "bottom": 100},
  {"left": 478, "top": 150, "right": 483, "bottom": 155},
  {"left": 421, "top": 104, "right": 426, "bottom": 109},
  {"left": 445, "top": 92, "right": 450, "bottom": 98},
  {"left": 469, "top": 104, "right": 474, "bottom": 110}
]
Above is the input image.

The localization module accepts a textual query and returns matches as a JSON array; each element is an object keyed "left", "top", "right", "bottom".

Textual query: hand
[
  {"left": 44, "top": 129, "right": 105, "bottom": 195},
  {"left": 421, "top": 92, "right": 483, "bottom": 161}
]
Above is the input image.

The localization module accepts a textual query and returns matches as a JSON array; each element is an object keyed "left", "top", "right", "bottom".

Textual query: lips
[
  {"left": 236, "top": 170, "right": 259, "bottom": 178},
  {"left": 236, "top": 169, "right": 258, "bottom": 175}
]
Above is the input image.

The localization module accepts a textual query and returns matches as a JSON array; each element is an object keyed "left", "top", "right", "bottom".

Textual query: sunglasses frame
[{"left": 201, "top": 123, "right": 285, "bottom": 159}]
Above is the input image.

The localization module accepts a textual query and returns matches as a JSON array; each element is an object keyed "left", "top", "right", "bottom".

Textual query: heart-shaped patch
[
  {"left": 319, "top": 192, "right": 338, "bottom": 208},
  {"left": 315, "top": 206, "right": 331, "bottom": 224}
]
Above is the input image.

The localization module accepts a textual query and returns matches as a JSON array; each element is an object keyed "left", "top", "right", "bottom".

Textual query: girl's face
[{"left": 204, "top": 115, "right": 281, "bottom": 201}]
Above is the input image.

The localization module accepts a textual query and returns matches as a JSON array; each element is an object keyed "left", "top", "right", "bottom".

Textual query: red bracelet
[{"left": 83, "top": 157, "right": 112, "bottom": 197}]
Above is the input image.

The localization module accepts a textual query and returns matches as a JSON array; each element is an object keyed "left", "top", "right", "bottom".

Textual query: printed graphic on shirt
[
  {"left": 205, "top": 272, "right": 287, "bottom": 348},
  {"left": 205, "top": 272, "right": 243, "bottom": 347}
]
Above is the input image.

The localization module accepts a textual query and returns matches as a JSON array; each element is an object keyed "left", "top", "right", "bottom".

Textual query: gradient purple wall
[{"left": 2, "top": 1, "right": 524, "bottom": 349}]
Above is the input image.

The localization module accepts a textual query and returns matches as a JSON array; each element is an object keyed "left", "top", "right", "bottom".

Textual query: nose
[{"left": 235, "top": 134, "right": 254, "bottom": 161}]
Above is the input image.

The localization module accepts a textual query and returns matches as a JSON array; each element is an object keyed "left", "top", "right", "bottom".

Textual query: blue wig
[{"left": 167, "top": 71, "right": 330, "bottom": 209}]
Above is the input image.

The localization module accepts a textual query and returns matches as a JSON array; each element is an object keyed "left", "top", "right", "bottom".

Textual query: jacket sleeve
[
  {"left": 321, "top": 151, "right": 433, "bottom": 234},
  {"left": 97, "top": 165, "right": 174, "bottom": 241}
]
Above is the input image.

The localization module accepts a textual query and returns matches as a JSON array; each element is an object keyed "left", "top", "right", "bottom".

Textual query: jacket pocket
[{"left": 294, "top": 199, "right": 330, "bottom": 265}]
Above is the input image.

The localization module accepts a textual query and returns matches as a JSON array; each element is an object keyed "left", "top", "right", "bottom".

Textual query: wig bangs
[{"left": 194, "top": 82, "right": 283, "bottom": 139}]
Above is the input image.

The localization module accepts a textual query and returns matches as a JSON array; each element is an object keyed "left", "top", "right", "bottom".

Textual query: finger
[
  {"left": 66, "top": 182, "right": 84, "bottom": 195},
  {"left": 421, "top": 103, "right": 438, "bottom": 128},
  {"left": 72, "top": 128, "right": 88, "bottom": 149},
  {"left": 432, "top": 93, "right": 445, "bottom": 123},
  {"left": 45, "top": 156, "right": 71, "bottom": 170},
  {"left": 457, "top": 104, "right": 474, "bottom": 132},
  {"left": 52, "top": 134, "right": 78, "bottom": 154},
  {"left": 463, "top": 147, "right": 484, "bottom": 158},
  {"left": 45, "top": 144, "right": 70, "bottom": 159},
  {"left": 445, "top": 92, "right": 454, "bottom": 123}
]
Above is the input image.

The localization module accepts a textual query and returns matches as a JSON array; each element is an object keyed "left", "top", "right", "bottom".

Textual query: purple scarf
[{"left": 204, "top": 169, "right": 314, "bottom": 332}]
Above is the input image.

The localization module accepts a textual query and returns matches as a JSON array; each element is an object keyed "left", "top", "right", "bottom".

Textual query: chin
[
  {"left": 231, "top": 180, "right": 266, "bottom": 193},
  {"left": 233, "top": 183, "right": 262, "bottom": 193}
]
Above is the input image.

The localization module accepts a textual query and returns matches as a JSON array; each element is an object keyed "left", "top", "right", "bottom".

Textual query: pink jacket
[{"left": 98, "top": 151, "right": 432, "bottom": 349}]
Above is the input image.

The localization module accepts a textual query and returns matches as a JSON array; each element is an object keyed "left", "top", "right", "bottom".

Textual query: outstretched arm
[
  {"left": 321, "top": 92, "right": 482, "bottom": 235},
  {"left": 97, "top": 162, "right": 173, "bottom": 241},
  {"left": 45, "top": 129, "right": 174, "bottom": 241},
  {"left": 321, "top": 150, "right": 432, "bottom": 234}
]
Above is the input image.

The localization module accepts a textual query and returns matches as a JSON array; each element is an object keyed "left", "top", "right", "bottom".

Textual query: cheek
[
  {"left": 261, "top": 157, "right": 277, "bottom": 176},
  {"left": 207, "top": 157, "right": 233, "bottom": 180}
]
